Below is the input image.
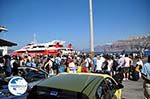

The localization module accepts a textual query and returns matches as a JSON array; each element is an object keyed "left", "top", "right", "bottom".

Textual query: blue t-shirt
[{"left": 141, "top": 63, "right": 150, "bottom": 77}]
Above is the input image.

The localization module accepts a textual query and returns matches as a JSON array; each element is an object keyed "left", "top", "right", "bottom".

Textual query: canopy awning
[{"left": 0, "top": 39, "right": 17, "bottom": 47}]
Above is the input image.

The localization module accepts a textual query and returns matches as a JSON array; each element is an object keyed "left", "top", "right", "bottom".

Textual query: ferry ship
[{"left": 13, "top": 40, "right": 74, "bottom": 56}]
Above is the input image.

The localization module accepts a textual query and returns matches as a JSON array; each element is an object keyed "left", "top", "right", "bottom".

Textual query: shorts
[
  {"left": 68, "top": 67, "right": 77, "bottom": 73},
  {"left": 123, "top": 67, "right": 130, "bottom": 73}
]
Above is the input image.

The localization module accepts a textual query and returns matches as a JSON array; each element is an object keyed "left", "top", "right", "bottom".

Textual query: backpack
[
  {"left": 50, "top": 59, "right": 59, "bottom": 70},
  {"left": 102, "top": 61, "right": 108, "bottom": 70},
  {"left": 87, "top": 59, "right": 92, "bottom": 69},
  {"left": 112, "top": 60, "right": 118, "bottom": 71}
]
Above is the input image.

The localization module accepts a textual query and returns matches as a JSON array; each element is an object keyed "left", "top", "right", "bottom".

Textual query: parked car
[
  {"left": 27, "top": 73, "right": 123, "bottom": 99},
  {"left": 0, "top": 66, "right": 49, "bottom": 99}
]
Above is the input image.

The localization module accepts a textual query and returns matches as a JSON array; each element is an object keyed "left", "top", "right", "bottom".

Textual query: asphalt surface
[{"left": 122, "top": 78, "right": 144, "bottom": 99}]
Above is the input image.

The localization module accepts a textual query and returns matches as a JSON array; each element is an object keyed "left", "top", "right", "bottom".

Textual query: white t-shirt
[
  {"left": 85, "top": 58, "right": 91, "bottom": 67},
  {"left": 124, "top": 57, "right": 132, "bottom": 67},
  {"left": 107, "top": 59, "right": 113, "bottom": 71},
  {"left": 118, "top": 57, "right": 125, "bottom": 68},
  {"left": 69, "top": 62, "right": 76, "bottom": 68},
  {"left": 136, "top": 59, "right": 143, "bottom": 66},
  {"left": 96, "top": 59, "right": 102, "bottom": 71},
  {"left": 68, "top": 62, "right": 76, "bottom": 73},
  {"left": 96, "top": 57, "right": 105, "bottom": 71}
]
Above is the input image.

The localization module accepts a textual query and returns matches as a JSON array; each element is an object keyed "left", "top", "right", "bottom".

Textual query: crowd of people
[{"left": 0, "top": 52, "right": 144, "bottom": 81}]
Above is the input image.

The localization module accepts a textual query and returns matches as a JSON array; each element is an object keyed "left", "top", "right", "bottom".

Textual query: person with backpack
[
  {"left": 44, "top": 57, "right": 54, "bottom": 75},
  {"left": 82, "top": 55, "right": 92, "bottom": 72},
  {"left": 130, "top": 56, "right": 143, "bottom": 81},
  {"left": 123, "top": 54, "right": 133, "bottom": 80},
  {"left": 101, "top": 58, "right": 109, "bottom": 75},
  {"left": 111, "top": 57, "right": 119, "bottom": 76},
  {"left": 58, "top": 59, "right": 66, "bottom": 73},
  {"left": 53, "top": 54, "right": 61, "bottom": 74},
  {"left": 136, "top": 56, "right": 143, "bottom": 78},
  {"left": 107, "top": 55, "right": 113, "bottom": 76}
]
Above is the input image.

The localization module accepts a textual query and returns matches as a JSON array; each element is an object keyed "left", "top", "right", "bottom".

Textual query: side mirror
[{"left": 115, "top": 83, "right": 124, "bottom": 89}]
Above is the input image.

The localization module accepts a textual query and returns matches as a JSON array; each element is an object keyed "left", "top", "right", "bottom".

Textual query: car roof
[{"left": 37, "top": 73, "right": 111, "bottom": 92}]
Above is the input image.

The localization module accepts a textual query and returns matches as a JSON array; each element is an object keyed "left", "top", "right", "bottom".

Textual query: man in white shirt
[
  {"left": 123, "top": 54, "right": 133, "bottom": 80},
  {"left": 95, "top": 56, "right": 105, "bottom": 72}
]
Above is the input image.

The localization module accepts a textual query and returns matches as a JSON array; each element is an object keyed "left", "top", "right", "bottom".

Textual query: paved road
[{"left": 122, "top": 78, "right": 144, "bottom": 99}]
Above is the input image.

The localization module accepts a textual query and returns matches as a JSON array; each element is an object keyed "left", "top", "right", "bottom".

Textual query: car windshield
[
  {"left": 23, "top": 68, "right": 47, "bottom": 82},
  {"left": 27, "top": 86, "right": 89, "bottom": 99}
]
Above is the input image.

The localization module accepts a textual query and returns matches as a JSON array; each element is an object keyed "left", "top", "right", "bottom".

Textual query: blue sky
[{"left": 0, "top": 0, "right": 150, "bottom": 50}]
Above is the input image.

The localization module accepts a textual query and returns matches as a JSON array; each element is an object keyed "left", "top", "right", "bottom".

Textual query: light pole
[{"left": 89, "top": 0, "right": 94, "bottom": 57}]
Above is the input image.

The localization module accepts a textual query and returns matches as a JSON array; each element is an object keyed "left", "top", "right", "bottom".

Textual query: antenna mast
[{"left": 33, "top": 33, "right": 37, "bottom": 43}]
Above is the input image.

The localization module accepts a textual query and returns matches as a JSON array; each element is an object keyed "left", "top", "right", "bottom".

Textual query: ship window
[
  {"left": 48, "top": 45, "right": 53, "bottom": 47},
  {"left": 59, "top": 45, "right": 63, "bottom": 47},
  {"left": 33, "top": 46, "right": 45, "bottom": 48},
  {"left": 38, "top": 46, "right": 45, "bottom": 48},
  {"left": 33, "top": 46, "right": 37, "bottom": 48}
]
